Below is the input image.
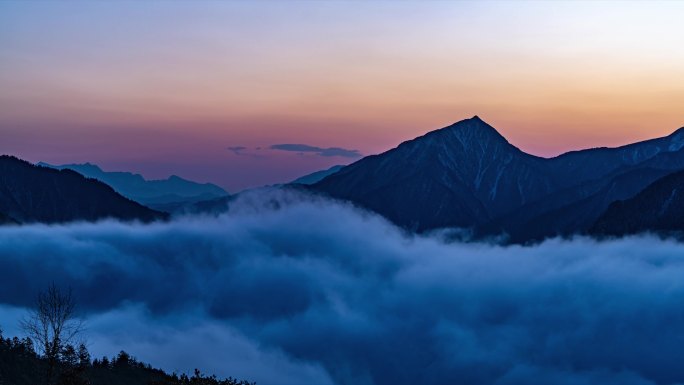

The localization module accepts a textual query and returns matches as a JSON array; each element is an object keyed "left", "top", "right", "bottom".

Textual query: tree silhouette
[
  {"left": 77, "top": 344, "right": 90, "bottom": 370},
  {"left": 20, "top": 283, "right": 84, "bottom": 385}
]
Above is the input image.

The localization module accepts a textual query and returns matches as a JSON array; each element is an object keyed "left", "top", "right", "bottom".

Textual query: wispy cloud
[
  {"left": 270, "top": 144, "right": 362, "bottom": 158},
  {"left": 226, "top": 146, "right": 247, "bottom": 155}
]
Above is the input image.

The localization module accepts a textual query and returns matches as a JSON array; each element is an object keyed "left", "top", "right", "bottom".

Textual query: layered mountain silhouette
[
  {"left": 6, "top": 116, "right": 683, "bottom": 239},
  {"left": 38, "top": 162, "right": 228, "bottom": 205},
  {"left": 0, "top": 156, "right": 167, "bottom": 224},
  {"left": 590, "top": 169, "right": 684, "bottom": 237},
  {"left": 154, "top": 165, "right": 347, "bottom": 216},
  {"left": 291, "top": 165, "right": 345, "bottom": 185},
  {"left": 311, "top": 116, "right": 684, "bottom": 242}
]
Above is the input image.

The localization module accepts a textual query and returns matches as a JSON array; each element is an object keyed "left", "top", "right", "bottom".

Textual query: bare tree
[{"left": 20, "top": 283, "right": 84, "bottom": 385}]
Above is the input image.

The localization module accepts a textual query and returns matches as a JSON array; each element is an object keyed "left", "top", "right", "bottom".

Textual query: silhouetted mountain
[
  {"left": 590, "top": 170, "right": 684, "bottom": 237},
  {"left": 488, "top": 129, "right": 684, "bottom": 241},
  {"left": 489, "top": 167, "right": 676, "bottom": 242},
  {"left": 38, "top": 162, "right": 228, "bottom": 205},
  {"left": 546, "top": 127, "right": 684, "bottom": 181},
  {"left": 313, "top": 116, "right": 557, "bottom": 231},
  {"left": 311, "top": 117, "right": 684, "bottom": 242},
  {"left": 291, "top": 165, "right": 345, "bottom": 185},
  {"left": 0, "top": 156, "right": 167, "bottom": 224}
]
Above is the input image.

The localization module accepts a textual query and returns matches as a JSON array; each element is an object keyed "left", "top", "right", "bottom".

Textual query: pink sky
[{"left": 1, "top": 1, "right": 683, "bottom": 191}]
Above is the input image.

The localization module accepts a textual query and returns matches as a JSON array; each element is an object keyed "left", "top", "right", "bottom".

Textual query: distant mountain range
[
  {"left": 0, "top": 156, "right": 167, "bottom": 224},
  {"left": 3, "top": 116, "right": 684, "bottom": 241},
  {"left": 38, "top": 162, "right": 228, "bottom": 205},
  {"left": 291, "top": 165, "right": 345, "bottom": 185},
  {"left": 150, "top": 166, "right": 347, "bottom": 216},
  {"left": 311, "top": 116, "right": 684, "bottom": 242}
]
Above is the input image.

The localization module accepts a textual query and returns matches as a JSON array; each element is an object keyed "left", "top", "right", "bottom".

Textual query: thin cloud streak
[
  {"left": 226, "top": 146, "right": 247, "bottom": 155},
  {"left": 270, "top": 144, "right": 362, "bottom": 158}
]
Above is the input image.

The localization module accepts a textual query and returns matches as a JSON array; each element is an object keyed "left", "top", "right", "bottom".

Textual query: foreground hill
[
  {"left": 311, "top": 116, "right": 684, "bottom": 241},
  {"left": 38, "top": 162, "right": 228, "bottom": 205},
  {"left": 590, "top": 169, "right": 684, "bottom": 237},
  {"left": 0, "top": 156, "right": 167, "bottom": 224},
  {"left": 0, "top": 332, "right": 253, "bottom": 385}
]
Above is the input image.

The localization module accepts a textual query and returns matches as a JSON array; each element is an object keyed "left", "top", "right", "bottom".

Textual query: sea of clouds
[{"left": 1, "top": 190, "right": 684, "bottom": 385}]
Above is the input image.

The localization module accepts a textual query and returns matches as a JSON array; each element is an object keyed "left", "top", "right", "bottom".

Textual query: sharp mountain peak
[
  {"left": 406, "top": 115, "right": 511, "bottom": 149},
  {"left": 444, "top": 115, "right": 498, "bottom": 133}
]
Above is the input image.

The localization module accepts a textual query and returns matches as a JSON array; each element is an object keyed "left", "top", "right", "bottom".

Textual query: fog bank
[{"left": 1, "top": 191, "right": 684, "bottom": 385}]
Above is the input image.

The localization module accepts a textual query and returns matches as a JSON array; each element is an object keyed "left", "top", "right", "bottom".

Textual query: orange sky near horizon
[{"left": 1, "top": 1, "right": 683, "bottom": 190}]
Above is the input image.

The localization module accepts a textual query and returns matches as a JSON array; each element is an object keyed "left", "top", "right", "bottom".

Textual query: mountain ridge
[
  {"left": 590, "top": 169, "right": 684, "bottom": 237},
  {"left": 311, "top": 116, "right": 684, "bottom": 241},
  {"left": 0, "top": 155, "right": 167, "bottom": 224},
  {"left": 38, "top": 162, "right": 228, "bottom": 205}
]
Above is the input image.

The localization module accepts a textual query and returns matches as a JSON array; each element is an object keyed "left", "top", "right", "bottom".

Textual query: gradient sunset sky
[{"left": 1, "top": 1, "right": 683, "bottom": 191}]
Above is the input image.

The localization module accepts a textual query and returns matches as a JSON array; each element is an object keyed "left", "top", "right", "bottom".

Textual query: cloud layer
[{"left": 1, "top": 190, "right": 684, "bottom": 385}]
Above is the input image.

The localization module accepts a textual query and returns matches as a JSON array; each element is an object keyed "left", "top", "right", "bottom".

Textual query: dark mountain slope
[
  {"left": 0, "top": 211, "right": 17, "bottom": 225},
  {"left": 546, "top": 127, "right": 684, "bottom": 187},
  {"left": 486, "top": 136, "right": 684, "bottom": 241},
  {"left": 590, "top": 170, "right": 684, "bottom": 236},
  {"left": 311, "top": 117, "right": 684, "bottom": 239},
  {"left": 0, "top": 156, "right": 167, "bottom": 224},
  {"left": 38, "top": 162, "right": 228, "bottom": 205},
  {"left": 313, "top": 116, "right": 557, "bottom": 231},
  {"left": 495, "top": 167, "right": 674, "bottom": 242}
]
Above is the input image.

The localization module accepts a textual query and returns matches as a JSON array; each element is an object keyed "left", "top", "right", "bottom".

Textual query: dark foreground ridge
[
  {"left": 0, "top": 330, "right": 254, "bottom": 385},
  {"left": 0, "top": 155, "right": 168, "bottom": 224}
]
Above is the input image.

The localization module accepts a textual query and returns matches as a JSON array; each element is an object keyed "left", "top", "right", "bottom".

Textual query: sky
[{"left": 1, "top": 1, "right": 684, "bottom": 191}]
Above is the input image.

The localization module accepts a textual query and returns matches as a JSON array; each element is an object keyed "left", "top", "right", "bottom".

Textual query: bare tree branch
[{"left": 20, "top": 283, "right": 84, "bottom": 385}]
